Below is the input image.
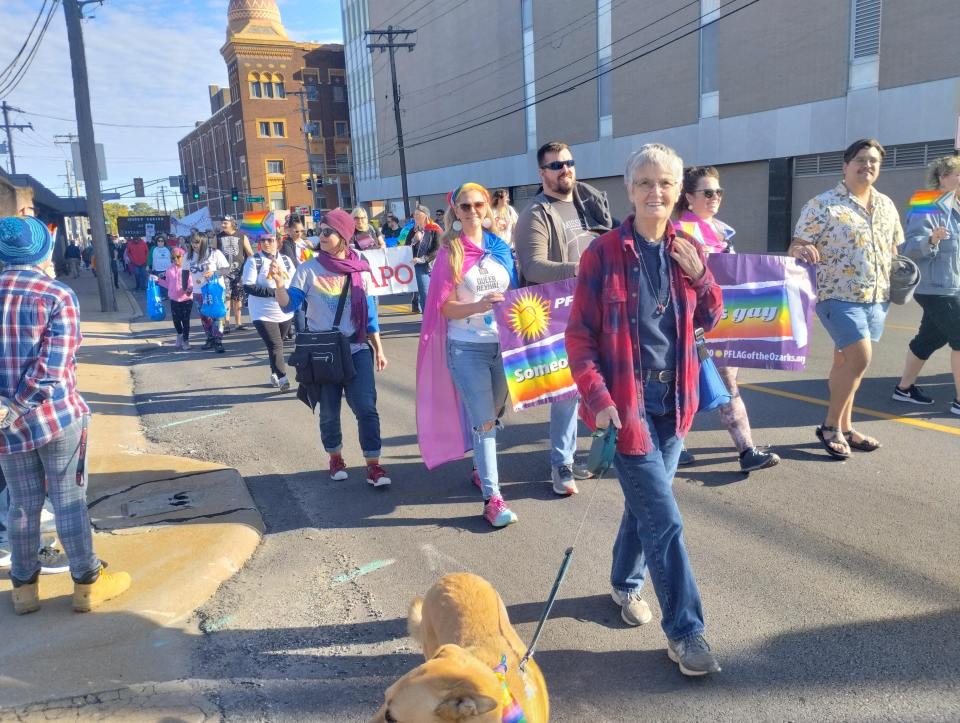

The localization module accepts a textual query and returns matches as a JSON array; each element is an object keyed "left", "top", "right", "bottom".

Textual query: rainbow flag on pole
[
  {"left": 240, "top": 211, "right": 276, "bottom": 237},
  {"left": 907, "top": 189, "right": 944, "bottom": 215}
]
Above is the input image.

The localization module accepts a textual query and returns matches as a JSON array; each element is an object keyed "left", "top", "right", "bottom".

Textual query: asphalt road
[{"left": 128, "top": 296, "right": 960, "bottom": 722}]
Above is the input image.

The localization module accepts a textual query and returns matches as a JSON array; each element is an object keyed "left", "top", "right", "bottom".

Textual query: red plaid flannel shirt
[
  {"left": 565, "top": 217, "right": 723, "bottom": 456},
  {"left": 0, "top": 268, "right": 89, "bottom": 453}
]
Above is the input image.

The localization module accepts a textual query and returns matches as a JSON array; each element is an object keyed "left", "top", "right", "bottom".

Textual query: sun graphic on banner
[{"left": 507, "top": 290, "right": 552, "bottom": 341}]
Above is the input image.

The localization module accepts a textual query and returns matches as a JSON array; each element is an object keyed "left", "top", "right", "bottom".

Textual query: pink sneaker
[
  {"left": 366, "top": 463, "right": 391, "bottom": 488},
  {"left": 329, "top": 455, "right": 348, "bottom": 481},
  {"left": 483, "top": 495, "right": 518, "bottom": 528}
]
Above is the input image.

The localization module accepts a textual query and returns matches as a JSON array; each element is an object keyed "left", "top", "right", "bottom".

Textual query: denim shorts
[{"left": 816, "top": 299, "right": 889, "bottom": 349}]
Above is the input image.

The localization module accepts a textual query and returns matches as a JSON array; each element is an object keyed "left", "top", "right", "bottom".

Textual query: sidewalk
[{"left": 0, "top": 272, "right": 264, "bottom": 717}]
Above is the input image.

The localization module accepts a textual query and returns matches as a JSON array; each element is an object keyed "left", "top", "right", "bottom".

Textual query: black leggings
[
  {"left": 171, "top": 299, "right": 193, "bottom": 340},
  {"left": 253, "top": 319, "right": 293, "bottom": 377}
]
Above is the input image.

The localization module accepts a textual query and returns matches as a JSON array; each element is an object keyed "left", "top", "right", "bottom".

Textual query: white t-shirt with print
[
  {"left": 188, "top": 249, "right": 229, "bottom": 290},
  {"left": 447, "top": 254, "right": 511, "bottom": 342},
  {"left": 241, "top": 253, "right": 295, "bottom": 322}
]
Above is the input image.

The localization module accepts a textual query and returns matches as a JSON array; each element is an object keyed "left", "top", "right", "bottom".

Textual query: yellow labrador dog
[{"left": 371, "top": 572, "right": 549, "bottom": 722}]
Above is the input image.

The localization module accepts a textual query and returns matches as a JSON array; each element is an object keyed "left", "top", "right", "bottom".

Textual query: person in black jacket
[{"left": 409, "top": 204, "right": 442, "bottom": 313}]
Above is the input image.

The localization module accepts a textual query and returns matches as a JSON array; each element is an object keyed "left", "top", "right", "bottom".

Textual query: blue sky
[{"left": 0, "top": 0, "right": 344, "bottom": 205}]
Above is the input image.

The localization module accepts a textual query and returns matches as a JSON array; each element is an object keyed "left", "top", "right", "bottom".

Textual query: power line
[
  {"left": 17, "top": 108, "right": 196, "bottom": 129},
  {"left": 0, "top": 0, "right": 60, "bottom": 99},
  {"left": 0, "top": 0, "right": 49, "bottom": 83}
]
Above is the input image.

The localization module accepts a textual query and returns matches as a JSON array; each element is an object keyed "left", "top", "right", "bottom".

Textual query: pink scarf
[{"left": 415, "top": 238, "right": 486, "bottom": 470}]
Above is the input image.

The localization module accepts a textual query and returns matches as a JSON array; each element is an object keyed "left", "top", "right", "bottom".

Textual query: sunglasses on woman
[
  {"left": 320, "top": 227, "right": 337, "bottom": 237},
  {"left": 693, "top": 188, "right": 724, "bottom": 199},
  {"left": 457, "top": 201, "right": 487, "bottom": 213}
]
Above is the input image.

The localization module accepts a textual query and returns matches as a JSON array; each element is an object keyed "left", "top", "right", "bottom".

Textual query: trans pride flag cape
[
  {"left": 415, "top": 231, "right": 517, "bottom": 470},
  {"left": 677, "top": 210, "right": 735, "bottom": 254}
]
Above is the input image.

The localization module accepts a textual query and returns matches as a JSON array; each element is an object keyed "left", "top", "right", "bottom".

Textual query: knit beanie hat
[
  {"left": 323, "top": 208, "right": 356, "bottom": 243},
  {"left": 0, "top": 216, "right": 54, "bottom": 265}
]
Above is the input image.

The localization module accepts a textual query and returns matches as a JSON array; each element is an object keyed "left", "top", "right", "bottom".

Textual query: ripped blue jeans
[{"left": 446, "top": 338, "right": 507, "bottom": 500}]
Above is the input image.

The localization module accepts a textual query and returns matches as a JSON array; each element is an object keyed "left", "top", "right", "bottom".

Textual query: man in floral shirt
[{"left": 789, "top": 138, "right": 904, "bottom": 459}]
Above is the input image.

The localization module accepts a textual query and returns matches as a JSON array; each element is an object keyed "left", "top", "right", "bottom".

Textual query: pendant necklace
[{"left": 637, "top": 237, "right": 670, "bottom": 316}]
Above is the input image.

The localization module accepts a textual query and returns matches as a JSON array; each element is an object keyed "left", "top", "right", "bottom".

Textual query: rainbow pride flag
[
  {"left": 240, "top": 211, "right": 276, "bottom": 237},
  {"left": 706, "top": 281, "right": 806, "bottom": 347},
  {"left": 907, "top": 189, "right": 943, "bottom": 215}
]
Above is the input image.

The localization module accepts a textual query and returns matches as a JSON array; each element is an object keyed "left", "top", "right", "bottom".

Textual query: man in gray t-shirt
[{"left": 513, "top": 141, "right": 613, "bottom": 497}]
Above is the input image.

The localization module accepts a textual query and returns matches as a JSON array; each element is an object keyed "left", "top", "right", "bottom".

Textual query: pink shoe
[
  {"left": 483, "top": 495, "right": 518, "bottom": 528},
  {"left": 329, "top": 455, "right": 348, "bottom": 481}
]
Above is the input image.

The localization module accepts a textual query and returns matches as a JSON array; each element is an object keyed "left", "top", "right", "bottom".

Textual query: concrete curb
[{"left": 0, "top": 274, "right": 265, "bottom": 711}]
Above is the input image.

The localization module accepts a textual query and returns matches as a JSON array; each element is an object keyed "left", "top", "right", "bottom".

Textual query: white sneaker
[
  {"left": 611, "top": 588, "right": 653, "bottom": 626},
  {"left": 278, "top": 375, "right": 291, "bottom": 392},
  {"left": 0, "top": 547, "right": 11, "bottom": 569},
  {"left": 550, "top": 464, "right": 579, "bottom": 496},
  {"left": 270, "top": 373, "right": 280, "bottom": 388}
]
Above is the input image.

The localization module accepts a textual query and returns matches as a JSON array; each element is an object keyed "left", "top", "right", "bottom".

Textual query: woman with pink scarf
[
  {"left": 676, "top": 166, "right": 779, "bottom": 473},
  {"left": 415, "top": 183, "right": 519, "bottom": 528}
]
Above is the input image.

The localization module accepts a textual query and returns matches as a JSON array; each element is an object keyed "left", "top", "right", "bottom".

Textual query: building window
[
  {"left": 269, "top": 191, "right": 285, "bottom": 211},
  {"left": 234, "top": 120, "right": 243, "bottom": 142},
  {"left": 333, "top": 85, "right": 346, "bottom": 103},
  {"left": 274, "top": 80, "right": 286, "bottom": 98},
  {"left": 259, "top": 121, "right": 271, "bottom": 137},
  {"left": 849, "top": 0, "right": 881, "bottom": 89},
  {"left": 335, "top": 121, "right": 348, "bottom": 138},
  {"left": 272, "top": 121, "right": 285, "bottom": 137},
  {"left": 263, "top": 81, "right": 274, "bottom": 99},
  {"left": 266, "top": 160, "right": 284, "bottom": 175},
  {"left": 248, "top": 72, "right": 263, "bottom": 98},
  {"left": 336, "top": 153, "right": 351, "bottom": 172}
]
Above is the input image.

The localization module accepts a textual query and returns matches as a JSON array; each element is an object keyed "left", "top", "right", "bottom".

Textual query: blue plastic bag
[
  {"left": 200, "top": 276, "right": 227, "bottom": 319},
  {"left": 146, "top": 276, "right": 166, "bottom": 321}
]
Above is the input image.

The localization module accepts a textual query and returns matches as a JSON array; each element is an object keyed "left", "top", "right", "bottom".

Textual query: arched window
[
  {"left": 263, "top": 72, "right": 274, "bottom": 98},
  {"left": 273, "top": 73, "right": 285, "bottom": 99},
  {"left": 248, "top": 72, "right": 262, "bottom": 99}
]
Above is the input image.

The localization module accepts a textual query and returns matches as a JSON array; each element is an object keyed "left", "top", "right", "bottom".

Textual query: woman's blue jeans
[
  {"left": 610, "top": 379, "right": 705, "bottom": 642},
  {"left": 446, "top": 338, "right": 506, "bottom": 500},
  {"left": 318, "top": 347, "right": 382, "bottom": 459},
  {"left": 414, "top": 263, "right": 431, "bottom": 306}
]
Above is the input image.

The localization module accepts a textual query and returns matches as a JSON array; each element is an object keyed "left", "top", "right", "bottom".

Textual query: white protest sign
[{"left": 362, "top": 246, "right": 417, "bottom": 296}]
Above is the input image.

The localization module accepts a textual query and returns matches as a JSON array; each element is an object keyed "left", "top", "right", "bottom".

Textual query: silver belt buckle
[{"left": 654, "top": 370, "right": 674, "bottom": 383}]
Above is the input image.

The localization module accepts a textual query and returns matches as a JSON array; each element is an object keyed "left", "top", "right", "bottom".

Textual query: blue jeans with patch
[
  {"left": 610, "top": 379, "right": 705, "bottom": 642},
  {"left": 446, "top": 338, "right": 507, "bottom": 500},
  {"left": 318, "top": 346, "right": 382, "bottom": 459},
  {"left": 0, "top": 416, "right": 99, "bottom": 582}
]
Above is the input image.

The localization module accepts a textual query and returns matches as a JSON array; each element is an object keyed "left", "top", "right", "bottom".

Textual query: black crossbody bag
[{"left": 288, "top": 276, "right": 356, "bottom": 385}]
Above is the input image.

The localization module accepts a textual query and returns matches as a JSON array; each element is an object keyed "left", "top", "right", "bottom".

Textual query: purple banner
[
  {"left": 704, "top": 253, "right": 817, "bottom": 371},
  {"left": 493, "top": 278, "right": 579, "bottom": 411}
]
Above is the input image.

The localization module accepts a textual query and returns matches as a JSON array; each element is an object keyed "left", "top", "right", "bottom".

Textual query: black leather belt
[{"left": 641, "top": 369, "right": 675, "bottom": 383}]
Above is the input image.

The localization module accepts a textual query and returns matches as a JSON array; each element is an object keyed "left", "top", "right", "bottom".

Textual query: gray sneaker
[
  {"left": 38, "top": 546, "right": 69, "bottom": 574},
  {"left": 667, "top": 634, "right": 721, "bottom": 676},
  {"left": 550, "top": 464, "right": 579, "bottom": 496},
  {"left": 610, "top": 588, "right": 652, "bottom": 626}
]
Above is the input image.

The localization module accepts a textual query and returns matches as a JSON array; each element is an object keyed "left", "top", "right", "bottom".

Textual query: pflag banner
[
  {"left": 361, "top": 246, "right": 417, "bottom": 296},
  {"left": 704, "top": 253, "right": 817, "bottom": 371},
  {"left": 492, "top": 278, "right": 579, "bottom": 412}
]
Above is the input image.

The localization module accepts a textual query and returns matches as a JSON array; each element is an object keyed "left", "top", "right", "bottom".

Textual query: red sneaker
[
  {"left": 329, "top": 455, "right": 348, "bottom": 481},
  {"left": 366, "top": 463, "right": 391, "bottom": 488}
]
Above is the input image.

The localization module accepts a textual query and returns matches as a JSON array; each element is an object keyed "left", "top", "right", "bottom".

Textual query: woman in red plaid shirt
[{"left": 565, "top": 144, "right": 724, "bottom": 676}]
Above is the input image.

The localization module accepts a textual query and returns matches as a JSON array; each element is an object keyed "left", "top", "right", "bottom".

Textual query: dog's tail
[{"left": 407, "top": 596, "right": 424, "bottom": 643}]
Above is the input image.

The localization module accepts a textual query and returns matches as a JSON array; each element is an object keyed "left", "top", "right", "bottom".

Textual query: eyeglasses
[
  {"left": 319, "top": 228, "right": 337, "bottom": 237},
  {"left": 693, "top": 188, "right": 724, "bottom": 199},
  {"left": 633, "top": 179, "right": 677, "bottom": 192},
  {"left": 458, "top": 201, "right": 488, "bottom": 213},
  {"left": 261, "top": 237, "right": 277, "bottom": 243},
  {"left": 540, "top": 160, "right": 575, "bottom": 171}
]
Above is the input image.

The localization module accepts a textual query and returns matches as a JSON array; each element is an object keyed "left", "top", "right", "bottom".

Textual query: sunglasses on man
[
  {"left": 540, "top": 159, "right": 575, "bottom": 171},
  {"left": 693, "top": 188, "right": 724, "bottom": 199}
]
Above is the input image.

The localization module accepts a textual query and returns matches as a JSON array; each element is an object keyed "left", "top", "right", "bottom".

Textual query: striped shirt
[
  {"left": 565, "top": 217, "right": 723, "bottom": 456},
  {"left": 0, "top": 267, "right": 89, "bottom": 453}
]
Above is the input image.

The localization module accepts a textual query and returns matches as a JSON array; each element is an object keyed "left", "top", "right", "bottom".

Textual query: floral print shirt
[{"left": 794, "top": 182, "right": 904, "bottom": 303}]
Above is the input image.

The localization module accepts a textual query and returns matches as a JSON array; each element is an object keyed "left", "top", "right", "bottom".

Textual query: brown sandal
[
  {"left": 844, "top": 430, "right": 881, "bottom": 452},
  {"left": 815, "top": 425, "right": 851, "bottom": 459}
]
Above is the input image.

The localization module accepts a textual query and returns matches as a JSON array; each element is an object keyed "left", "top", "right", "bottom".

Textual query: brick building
[{"left": 178, "top": 0, "right": 353, "bottom": 224}]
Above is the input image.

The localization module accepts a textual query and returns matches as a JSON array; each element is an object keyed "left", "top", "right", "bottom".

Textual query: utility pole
[
  {"left": 1, "top": 102, "right": 33, "bottom": 174},
  {"left": 54, "top": 134, "right": 86, "bottom": 240},
  {"left": 63, "top": 0, "right": 116, "bottom": 312},
  {"left": 290, "top": 89, "right": 318, "bottom": 212},
  {"left": 365, "top": 26, "right": 415, "bottom": 219}
]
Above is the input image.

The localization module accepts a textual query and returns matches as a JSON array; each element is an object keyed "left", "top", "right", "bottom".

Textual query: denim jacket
[{"left": 900, "top": 191, "right": 960, "bottom": 296}]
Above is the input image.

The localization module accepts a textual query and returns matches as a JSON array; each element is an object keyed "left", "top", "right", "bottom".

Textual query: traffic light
[
  {"left": 191, "top": 184, "right": 200, "bottom": 200},
  {"left": 306, "top": 176, "right": 313, "bottom": 191},
  {"left": 230, "top": 187, "right": 239, "bottom": 202},
  {"left": 133, "top": 177, "right": 145, "bottom": 197}
]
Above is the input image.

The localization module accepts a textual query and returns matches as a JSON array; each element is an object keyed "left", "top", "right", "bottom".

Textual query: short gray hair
[{"left": 624, "top": 143, "right": 684, "bottom": 188}]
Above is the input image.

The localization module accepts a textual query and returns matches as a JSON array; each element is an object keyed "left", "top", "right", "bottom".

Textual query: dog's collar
[{"left": 493, "top": 656, "right": 527, "bottom": 723}]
